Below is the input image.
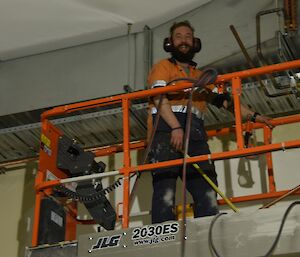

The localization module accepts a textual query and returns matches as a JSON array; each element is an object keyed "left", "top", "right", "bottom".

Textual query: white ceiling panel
[{"left": 0, "top": 0, "right": 210, "bottom": 60}]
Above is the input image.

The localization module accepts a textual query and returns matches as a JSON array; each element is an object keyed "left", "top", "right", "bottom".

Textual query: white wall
[
  {"left": 0, "top": 0, "right": 280, "bottom": 116},
  {"left": 0, "top": 162, "right": 36, "bottom": 257},
  {"left": 2, "top": 122, "right": 300, "bottom": 257},
  {"left": 0, "top": 34, "right": 146, "bottom": 116},
  {"left": 151, "top": 0, "right": 279, "bottom": 66}
]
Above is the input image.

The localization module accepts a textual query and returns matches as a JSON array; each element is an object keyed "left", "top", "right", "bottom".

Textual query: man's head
[{"left": 169, "top": 20, "right": 197, "bottom": 63}]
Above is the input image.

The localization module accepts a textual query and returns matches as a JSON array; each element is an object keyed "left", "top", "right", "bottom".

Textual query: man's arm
[
  {"left": 240, "top": 104, "right": 273, "bottom": 128},
  {"left": 153, "top": 95, "right": 184, "bottom": 151},
  {"left": 222, "top": 98, "right": 274, "bottom": 128},
  {"left": 148, "top": 60, "right": 185, "bottom": 151}
]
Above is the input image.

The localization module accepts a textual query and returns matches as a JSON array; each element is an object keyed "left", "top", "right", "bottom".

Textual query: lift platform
[
  {"left": 26, "top": 204, "right": 300, "bottom": 257},
  {"left": 28, "top": 60, "right": 300, "bottom": 257}
]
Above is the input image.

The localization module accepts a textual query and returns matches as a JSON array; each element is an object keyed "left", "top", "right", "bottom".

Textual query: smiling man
[{"left": 147, "top": 20, "right": 271, "bottom": 224}]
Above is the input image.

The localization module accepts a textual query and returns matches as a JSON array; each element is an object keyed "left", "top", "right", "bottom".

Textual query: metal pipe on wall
[
  {"left": 256, "top": 8, "right": 292, "bottom": 92},
  {"left": 143, "top": 25, "right": 153, "bottom": 88},
  {"left": 230, "top": 24, "right": 291, "bottom": 97}
]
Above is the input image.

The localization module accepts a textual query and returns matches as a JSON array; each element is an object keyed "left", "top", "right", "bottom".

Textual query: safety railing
[{"left": 32, "top": 59, "right": 300, "bottom": 247}]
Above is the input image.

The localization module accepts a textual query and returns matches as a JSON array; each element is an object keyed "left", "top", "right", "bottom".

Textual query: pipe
[
  {"left": 256, "top": 8, "right": 290, "bottom": 90},
  {"left": 260, "top": 184, "right": 300, "bottom": 209},
  {"left": 256, "top": 8, "right": 285, "bottom": 67},
  {"left": 230, "top": 24, "right": 291, "bottom": 97},
  {"left": 143, "top": 25, "right": 153, "bottom": 87},
  {"left": 60, "top": 170, "right": 120, "bottom": 184},
  {"left": 0, "top": 156, "right": 38, "bottom": 168},
  {"left": 284, "top": 0, "right": 298, "bottom": 31}
]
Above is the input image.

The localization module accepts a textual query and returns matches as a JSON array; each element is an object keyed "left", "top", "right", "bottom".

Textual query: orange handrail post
[
  {"left": 264, "top": 126, "right": 276, "bottom": 192},
  {"left": 232, "top": 77, "right": 244, "bottom": 149},
  {"left": 31, "top": 162, "right": 47, "bottom": 247},
  {"left": 122, "top": 98, "right": 131, "bottom": 228}
]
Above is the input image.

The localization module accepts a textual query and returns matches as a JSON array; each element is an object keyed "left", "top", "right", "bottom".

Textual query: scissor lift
[{"left": 29, "top": 60, "right": 300, "bottom": 257}]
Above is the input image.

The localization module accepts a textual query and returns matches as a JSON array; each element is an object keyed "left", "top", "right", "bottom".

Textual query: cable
[
  {"left": 208, "top": 212, "right": 227, "bottom": 257},
  {"left": 180, "top": 68, "right": 219, "bottom": 257},
  {"left": 55, "top": 177, "right": 123, "bottom": 203},
  {"left": 194, "top": 68, "right": 218, "bottom": 89},
  {"left": 166, "top": 77, "right": 197, "bottom": 85},
  {"left": 263, "top": 200, "right": 300, "bottom": 257},
  {"left": 180, "top": 75, "right": 196, "bottom": 257},
  {"left": 208, "top": 201, "right": 300, "bottom": 257}
]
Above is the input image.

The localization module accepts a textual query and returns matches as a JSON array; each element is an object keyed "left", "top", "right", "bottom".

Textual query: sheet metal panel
[{"left": 77, "top": 205, "right": 300, "bottom": 257}]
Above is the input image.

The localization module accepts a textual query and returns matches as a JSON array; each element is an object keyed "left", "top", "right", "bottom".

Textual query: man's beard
[{"left": 171, "top": 44, "right": 195, "bottom": 63}]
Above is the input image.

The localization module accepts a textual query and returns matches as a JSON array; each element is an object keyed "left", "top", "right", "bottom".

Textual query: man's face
[{"left": 171, "top": 26, "right": 194, "bottom": 54}]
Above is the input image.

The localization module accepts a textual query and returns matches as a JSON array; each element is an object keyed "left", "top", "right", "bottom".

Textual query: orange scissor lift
[{"left": 31, "top": 59, "right": 300, "bottom": 247}]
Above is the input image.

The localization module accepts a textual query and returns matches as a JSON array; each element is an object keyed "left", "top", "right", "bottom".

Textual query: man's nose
[{"left": 181, "top": 37, "right": 187, "bottom": 44}]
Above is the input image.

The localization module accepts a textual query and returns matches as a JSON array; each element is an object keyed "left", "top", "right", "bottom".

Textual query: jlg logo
[{"left": 90, "top": 234, "right": 122, "bottom": 251}]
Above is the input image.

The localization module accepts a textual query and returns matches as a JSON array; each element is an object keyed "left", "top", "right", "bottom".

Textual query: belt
[{"left": 151, "top": 105, "right": 205, "bottom": 120}]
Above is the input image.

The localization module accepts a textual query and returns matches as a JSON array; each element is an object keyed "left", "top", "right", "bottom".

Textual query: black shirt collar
[{"left": 168, "top": 57, "right": 197, "bottom": 68}]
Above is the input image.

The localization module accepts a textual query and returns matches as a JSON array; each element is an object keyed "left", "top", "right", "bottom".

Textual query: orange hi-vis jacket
[
  {"left": 148, "top": 59, "right": 215, "bottom": 118},
  {"left": 147, "top": 58, "right": 216, "bottom": 136},
  {"left": 148, "top": 58, "right": 217, "bottom": 113}
]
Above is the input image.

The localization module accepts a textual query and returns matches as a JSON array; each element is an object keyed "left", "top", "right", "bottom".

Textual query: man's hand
[
  {"left": 170, "top": 128, "right": 184, "bottom": 151},
  {"left": 241, "top": 105, "right": 274, "bottom": 129}
]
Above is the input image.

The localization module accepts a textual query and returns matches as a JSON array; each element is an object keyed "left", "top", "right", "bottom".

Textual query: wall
[
  {"left": 0, "top": 0, "right": 280, "bottom": 116},
  {"left": 0, "top": 162, "right": 37, "bottom": 257},
  {"left": 0, "top": 34, "right": 146, "bottom": 116},
  {"left": 2, "top": 122, "right": 300, "bottom": 257}
]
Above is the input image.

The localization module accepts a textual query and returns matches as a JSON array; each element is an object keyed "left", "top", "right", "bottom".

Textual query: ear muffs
[
  {"left": 193, "top": 38, "right": 201, "bottom": 53},
  {"left": 163, "top": 37, "right": 202, "bottom": 53}
]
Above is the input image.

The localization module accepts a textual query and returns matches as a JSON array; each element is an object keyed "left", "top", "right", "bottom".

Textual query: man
[{"left": 147, "top": 20, "right": 272, "bottom": 224}]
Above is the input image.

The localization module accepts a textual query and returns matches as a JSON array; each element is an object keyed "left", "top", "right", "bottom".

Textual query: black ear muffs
[
  {"left": 163, "top": 37, "right": 202, "bottom": 53},
  {"left": 193, "top": 38, "right": 201, "bottom": 53},
  {"left": 163, "top": 38, "right": 174, "bottom": 52}
]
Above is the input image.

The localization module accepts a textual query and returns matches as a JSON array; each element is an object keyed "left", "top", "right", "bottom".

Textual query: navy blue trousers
[{"left": 149, "top": 131, "right": 219, "bottom": 224}]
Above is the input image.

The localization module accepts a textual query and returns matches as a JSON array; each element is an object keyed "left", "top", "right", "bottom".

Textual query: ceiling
[
  {"left": 1, "top": 0, "right": 300, "bottom": 168},
  {"left": 0, "top": 0, "right": 210, "bottom": 60}
]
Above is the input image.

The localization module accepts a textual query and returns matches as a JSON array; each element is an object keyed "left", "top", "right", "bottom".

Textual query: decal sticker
[
  {"left": 90, "top": 234, "right": 122, "bottom": 251},
  {"left": 51, "top": 211, "right": 63, "bottom": 227},
  {"left": 41, "top": 143, "right": 52, "bottom": 156},
  {"left": 131, "top": 222, "right": 179, "bottom": 246},
  {"left": 40, "top": 134, "right": 52, "bottom": 156},
  {"left": 46, "top": 170, "right": 57, "bottom": 181},
  {"left": 41, "top": 134, "right": 51, "bottom": 147}
]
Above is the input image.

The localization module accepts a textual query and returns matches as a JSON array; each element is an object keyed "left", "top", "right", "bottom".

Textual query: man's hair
[{"left": 169, "top": 20, "right": 195, "bottom": 37}]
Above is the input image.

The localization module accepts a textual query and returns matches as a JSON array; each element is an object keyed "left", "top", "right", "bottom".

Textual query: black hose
[
  {"left": 208, "top": 212, "right": 227, "bottom": 257},
  {"left": 208, "top": 201, "right": 300, "bottom": 257},
  {"left": 180, "top": 68, "right": 218, "bottom": 257},
  {"left": 263, "top": 201, "right": 300, "bottom": 257}
]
